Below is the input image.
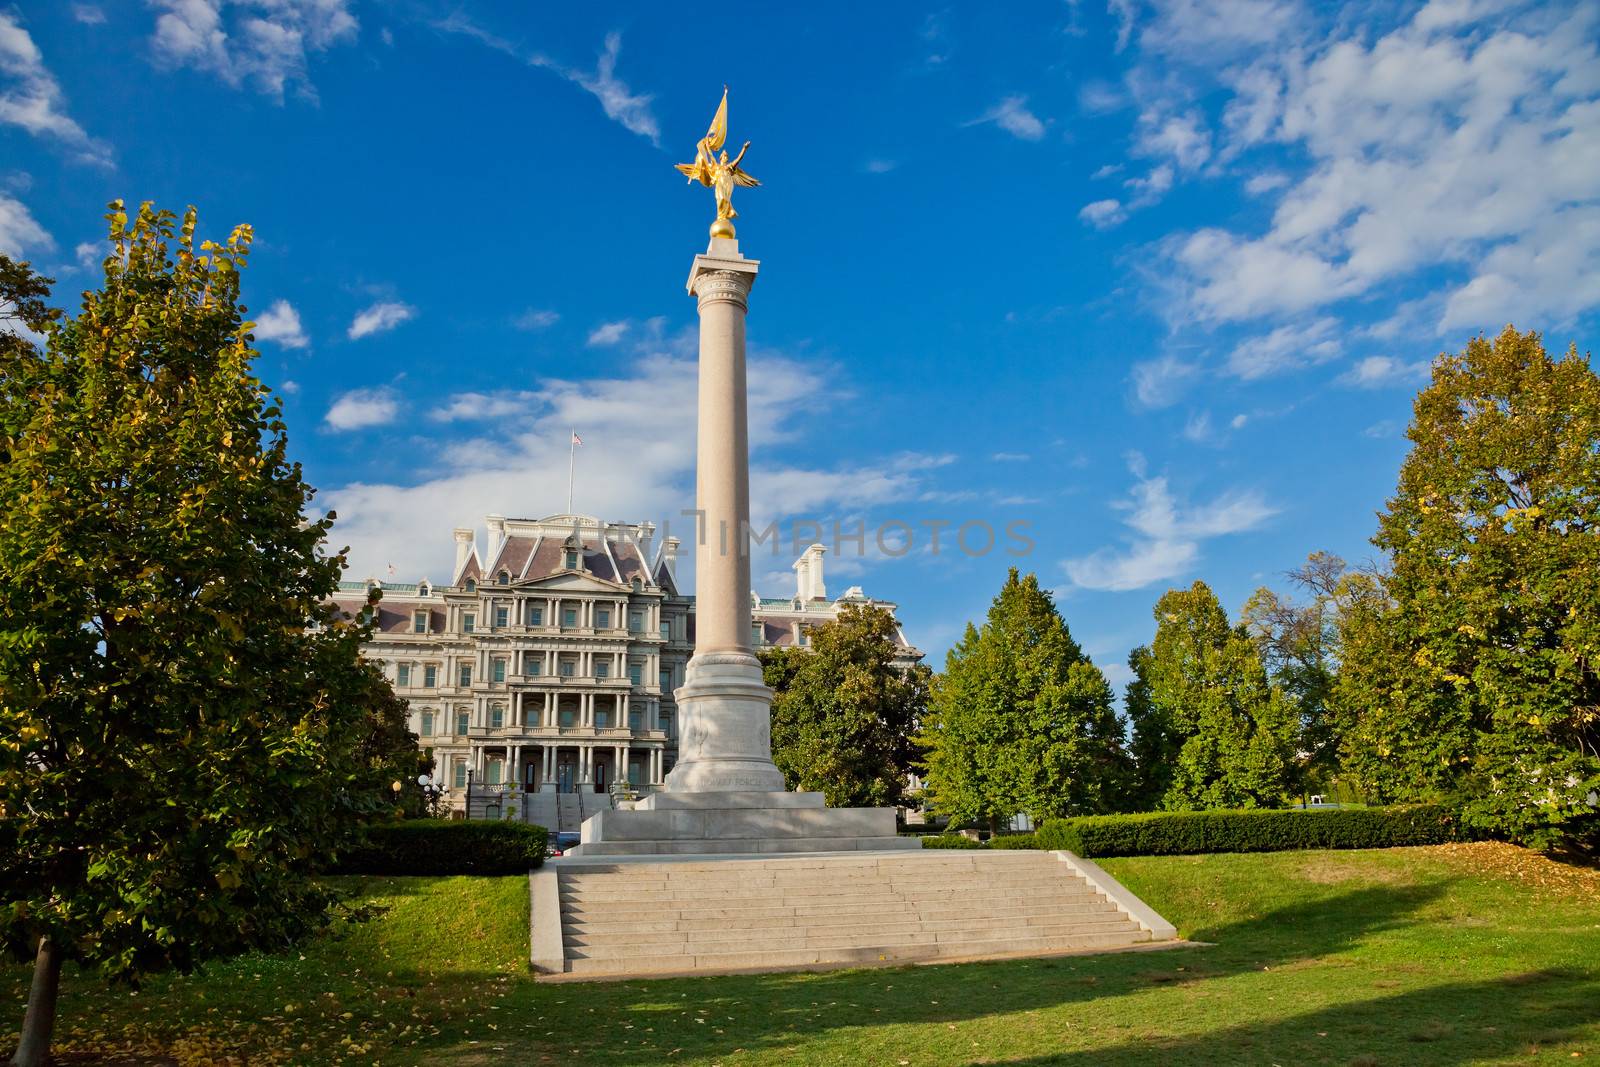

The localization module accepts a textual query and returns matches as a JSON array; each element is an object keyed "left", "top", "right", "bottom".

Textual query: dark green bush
[
  {"left": 331, "top": 819, "right": 547, "bottom": 875},
  {"left": 987, "top": 833, "right": 1042, "bottom": 849},
  {"left": 1036, "top": 805, "right": 1469, "bottom": 857},
  {"left": 917, "top": 833, "right": 985, "bottom": 849}
]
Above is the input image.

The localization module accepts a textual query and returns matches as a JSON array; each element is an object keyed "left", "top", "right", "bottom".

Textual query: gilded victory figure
[{"left": 676, "top": 88, "right": 759, "bottom": 239}]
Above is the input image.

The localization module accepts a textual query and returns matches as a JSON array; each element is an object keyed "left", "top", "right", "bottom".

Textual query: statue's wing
[
  {"left": 676, "top": 161, "right": 713, "bottom": 186},
  {"left": 730, "top": 165, "right": 760, "bottom": 188},
  {"left": 703, "top": 90, "right": 728, "bottom": 153}
]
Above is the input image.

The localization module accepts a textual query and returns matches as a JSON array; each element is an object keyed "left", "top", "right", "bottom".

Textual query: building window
[
  {"left": 629, "top": 709, "right": 642, "bottom": 731},
  {"left": 489, "top": 704, "right": 504, "bottom": 729},
  {"left": 529, "top": 605, "right": 544, "bottom": 626},
  {"left": 628, "top": 663, "right": 642, "bottom": 686},
  {"left": 527, "top": 656, "right": 542, "bottom": 677},
  {"left": 564, "top": 550, "right": 578, "bottom": 569},
  {"left": 412, "top": 610, "right": 428, "bottom": 634},
  {"left": 558, "top": 659, "right": 575, "bottom": 678},
  {"left": 458, "top": 664, "right": 472, "bottom": 688},
  {"left": 492, "top": 659, "right": 506, "bottom": 683},
  {"left": 659, "top": 669, "right": 671, "bottom": 692},
  {"left": 497, "top": 571, "right": 509, "bottom": 585},
  {"left": 397, "top": 663, "right": 411, "bottom": 687},
  {"left": 465, "top": 579, "right": 476, "bottom": 592},
  {"left": 630, "top": 611, "right": 644, "bottom": 632},
  {"left": 455, "top": 710, "right": 469, "bottom": 736},
  {"left": 420, "top": 709, "right": 434, "bottom": 736},
  {"left": 659, "top": 621, "right": 671, "bottom": 641},
  {"left": 563, "top": 606, "right": 578, "bottom": 627},
  {"left": 595, "top": 661, "right": 609, "bottom": 679},
  {"left": 424, "top": 664, "right": 437, "bottom": 688},
  {"left": 486, "top": 759, "right": 503, "bottom": 785},
  {"left": 463, "top": 613, "right": 475, "bottom": 634},
  {"left": 596, "top": 607, "right": 610, "bottom": 629},
  {"left": 494, "top": 606, "right": 508, "bottom": 629},
  {"left": 559, "top": 707, "right": 576, "bottom": 728},
  {"left": 659, "top": 711, "right": 673, "bottom": 732},
  {"left": 595, "top": 708, "right": 610, "bottom": 729},
  {"left": 418, "top": 583, "right": 430, "bottom": 597},
  {"left": 752, "top": 622, "right": 764, "bottom": 646},
  {"left": 453, "top": 760, "right": 467, "bottom": 788},
  {"left": 798, "top": 629, "right": 810, "bottom": 647}
]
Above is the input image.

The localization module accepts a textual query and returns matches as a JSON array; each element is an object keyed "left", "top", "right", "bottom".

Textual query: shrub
[
  {"left": 917, "top": 834, "right": 985, "bottom": 849},
  {"left": 330, "top": 819, "right": 547, "bottom": 875},
  {"left": 1036, "top": 805, "right": 1470, "bottom": 857},
  {"left": 987, "top": 833, "right": 1042, "bottom": 849}
]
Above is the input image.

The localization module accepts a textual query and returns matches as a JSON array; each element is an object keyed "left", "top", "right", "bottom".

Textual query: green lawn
[{"left": 5, "top": 843, "right": 1597, "bottom": 1065}]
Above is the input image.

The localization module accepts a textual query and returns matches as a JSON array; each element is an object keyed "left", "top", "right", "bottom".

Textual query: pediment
[{"left": 520, "top": 571, "right": 625, "bottom": 593}]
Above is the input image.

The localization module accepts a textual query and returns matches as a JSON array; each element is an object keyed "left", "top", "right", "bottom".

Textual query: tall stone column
[{"left": 664, "top": 237, "right": 786, "bottom": 794}]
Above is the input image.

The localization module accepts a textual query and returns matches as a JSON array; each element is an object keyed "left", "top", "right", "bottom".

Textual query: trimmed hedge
[
  {"left": 331, "top": 819, "right": 547, "bottom": 875},
  {"left": 987, "top": 833, "right": 1043, "bottom": 850},
  {"left": 1035, "top": 805, "right": 1469, "bottom": 858},
  {"left": 916, "top": 834, "right": 986, "bottom": 849}
]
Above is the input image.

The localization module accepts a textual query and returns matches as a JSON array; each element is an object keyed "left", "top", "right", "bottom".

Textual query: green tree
[
  {"left": 1127, "top": 581, "right": 1299, "bottom": 810},
  {"left": 761, "top": 603, "right": 930, "bottom": 808},
  {"left": 920, "top": 570, "right": 1129, "bottom": 829},
  {"left": 1241, "top": 552, "right": 1348, "bottom": 798},
  {"left": 0, "top": 205, "right": 416, "bottom": 1066},
  {"left": 1338, "top": 326, "right": 1600, "bottom": 851}
]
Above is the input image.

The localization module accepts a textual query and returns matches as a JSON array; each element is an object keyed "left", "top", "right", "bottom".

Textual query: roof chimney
[
  {"left": 452, "top": 528, "right": 474, "bottom": 580},
  {"left": 805, "top": 542, "right": 827, "bottom": 600},
  {"left": 662, "top": 536, "right": 681, "bottom": 580},
  {"left": 484, "top": 514, "right": 506, "bottom": 564}
]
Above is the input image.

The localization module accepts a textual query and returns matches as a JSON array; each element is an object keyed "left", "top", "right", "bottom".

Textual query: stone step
[
  {"left": 560, "top": 898, "right": 1116, "bottom": 934},
  {"left": 566, "top": 917, "right": 1143, "bottom": 961},
  {"left": 559, "top": 874, "right": 1086, "bottom": 903},
  {"left": 565, "top": 906, "right": 1125, "bottom": 947},
  {"left": 560, "top": 889, "right": 1107, "bottom": 921},
  {"left": 557, "top": 852, "right": 1056, "bottom": 875},
  {"left": 562, "top": 928, "right": 1153, "bottom": 976}
]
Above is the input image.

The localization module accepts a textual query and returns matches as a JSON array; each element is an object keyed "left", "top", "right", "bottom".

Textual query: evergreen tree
[
  {"left": 761, "top": 603, "right": 931, "bottom": 808},
  {"left": 0, "top": 205, "right": 418, "bottom": 1065},
  {"left": 1338, "top": 326, "right": 1600, "bottom": 851},
  {"left": 921, "top": 570, "right": 1129, "bottom": 829},
  {"left": 1127, "top": 581, "right": 1298, "bottom": 810}
]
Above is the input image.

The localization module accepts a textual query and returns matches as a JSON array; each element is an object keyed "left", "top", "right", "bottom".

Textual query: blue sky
[{"left": 3, "top": 1, "right": 1597, "bottom": 688}]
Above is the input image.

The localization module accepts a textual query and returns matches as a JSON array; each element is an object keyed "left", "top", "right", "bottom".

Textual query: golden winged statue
[{"left": 676, "top": 88, "right": 759, "bottom": 239}]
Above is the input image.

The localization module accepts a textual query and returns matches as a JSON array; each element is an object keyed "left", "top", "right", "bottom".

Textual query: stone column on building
[{"left": 662, "top": 237, "right": 786, "bottom": 793}]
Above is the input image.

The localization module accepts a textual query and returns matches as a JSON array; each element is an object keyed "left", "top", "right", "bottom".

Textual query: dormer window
[
  {"left": 418, "top": 582, "right": 429, "bottom": 597},
  {"left": 464, "top": 578, "right": 476, "bottom": 592},
  {"left": 631, "top": 577, "right": 642, "bottom": 592},
  {"left": 497, "top": 570, "right": 510, "bottom": 585},
  {"left": 564, "top": 550, "right": 579, "bottom": 570}
]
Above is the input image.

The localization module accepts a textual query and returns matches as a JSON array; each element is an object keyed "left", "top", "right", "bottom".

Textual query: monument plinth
[{"left": 568, "top": 92, "right": 916, "bottom": 856}]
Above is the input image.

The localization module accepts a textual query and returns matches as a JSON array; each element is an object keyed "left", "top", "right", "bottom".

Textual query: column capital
[{"left": 687, "top": 242, "right": 760, "bottom": 309}]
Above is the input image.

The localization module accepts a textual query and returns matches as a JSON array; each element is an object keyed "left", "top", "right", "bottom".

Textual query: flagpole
[{"left": 566, "top": 429, "right": 576, "bottom": 515}]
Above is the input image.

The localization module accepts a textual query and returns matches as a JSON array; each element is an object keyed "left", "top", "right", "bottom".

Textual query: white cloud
[
  {"left": 1230, "top": 413, "right": 1248, "bottom": 429},
  {"left": 0, "top": 190, "right": 51, "bottom": 258},
  {"left": 347, "top": 300, "right": 415, "bottom": 340},
  {"left": 252, "top": 298, "right": 309, "bottom": 348},
  {"left": 1125, "top": 0, "right": 1307, "bottom": 58},
  {"left": 1338, "top": 354, "right": 1432, "bottom": 389},
  {"left": 149, "top": 0, "right": 358, "bottom": 102},
  {"left": 1225, "top": 317, "right": 1342, "bottom": 380},
  {"left": 1135, "top": 110, "right": 1210, "bottom": 170},
  {"left": 281, "top": 379, "right": 300, "bottom": 395},
  {"left": 565, "top": 32, "right": 658, "bottom": 144},
  {"left": 1064, "top": 463, "right": 1277, "bottom": 591},
  {"left": 324, "top": 387, "right": 399, "bottom": 431},
  {"left": 1149, "top": 3, "right": 1600, "bottom": 332},
  {"left": 969, "top": 96, "right": 1046, "bottom": 141},
  {"left": 1091, "top": 162, "right": 1124, "bottom": 179},
  {"left": 74, "top": 240, "right": 99, "bottom": 268},
  {"left": 586, "top": 320, "right": 628, "bottom": 347},
  {"left": 1130, "top": 353, "right": 1200, "bottom": 408},
  {"left": 1079, "top": 199, "right": 1126, "bottom": 229},
  {"left": 429, "top": 391, "right": 540, "bottom": 422},
  {"left": 322, "top": 348, "right": 940, "bottom": 581},
  {"left": 864, "top": 159, "right": 897, "bottom": 174},
  {"left": 514, "top": 308, "right": 559, "bottom": 331},
  {"left": 0, "top": 12, "right": 112, "bottom": 165},
  {"left": 992, "top": 452, "right": 1030, "bottom": 462},
  {"left": 72, "top": 5, "right": 106, "bottom": 26}
]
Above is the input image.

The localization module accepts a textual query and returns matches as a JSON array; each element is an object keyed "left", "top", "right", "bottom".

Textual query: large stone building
[{"left": 333, "top": 513, "right": 920, "bottom": 811}]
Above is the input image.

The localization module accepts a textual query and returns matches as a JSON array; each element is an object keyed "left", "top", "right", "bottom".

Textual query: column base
[{"left": 662, "top": 651, "right": 786, "bottom": 793}]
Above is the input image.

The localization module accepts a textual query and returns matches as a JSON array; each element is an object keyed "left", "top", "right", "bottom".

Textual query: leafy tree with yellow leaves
[{"left": 0, "top": 204, "right": 420, "bottom": 1066}]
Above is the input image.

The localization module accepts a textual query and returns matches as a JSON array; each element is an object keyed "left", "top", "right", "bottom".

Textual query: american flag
[{"left": 571, "top": 431, "right": 583, "bottom": 446}]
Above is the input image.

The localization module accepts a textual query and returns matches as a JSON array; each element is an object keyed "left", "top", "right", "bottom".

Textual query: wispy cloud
[
  {"left": 429, "top": 391, "right": 540, "bottom": 423},
  {"left": 71, "top": 5, "right": 105, "bottom": 25},
  {"left": 586, "top": 320, "right": 628, "bottom": 347},
  {"left": 1338, "top": 355, "right": 1431, "bottom": 389},
  {"left": 252, "top": 299, "right": 309, "bottom": 349},
  {"left": 1224, "top": 317, "right": 1341, "bottom": 380},
  {"left": 1129, "top": 353, "right": 1200, "bottom": 408},
  {"left": 968, "top": 95, "right": 1046, "bottom": 141},
  {"left": 149, "top": 0, "right": 359, "bottom": 103},
  {"left": 0, "top": 189, "right": 51, "bottom": 258},
  {"left": 325, "top": 387, "right": 399, "bottom": 431},
  {"left": 1064, "top": 457, "right": 1277, "bottom": 592},
  {"left": 348, "top": 300, "right": 416, "bottom": 341},
  {"left": 0, "top": 12, "right": 113, "bottom": 166},
  {"left": 514, "top": 308, "right": 559, "bottom": 331}
]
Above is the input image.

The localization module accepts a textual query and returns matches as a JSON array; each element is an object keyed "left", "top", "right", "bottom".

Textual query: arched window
[
  {"left": 418, "top": 583, "right": 430, "bottom": 597},
  {"left": 464, "top": 578, "right": 476, "bottom": 592},
  {"left": 631, "top": 577, "right": 643, "bottom": 592},
  {"left": 497, "top": 570, "right": 510, "bottom": 585}
]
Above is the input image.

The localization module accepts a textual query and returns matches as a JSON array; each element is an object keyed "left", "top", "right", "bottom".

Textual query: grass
[{"left": 4, "top": 843, "right": 1598, "bottom": 1065}]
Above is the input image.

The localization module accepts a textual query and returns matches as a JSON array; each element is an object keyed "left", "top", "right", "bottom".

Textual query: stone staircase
[
  {"left": 555, "top": 793, "right": 583, "bottom": 833},
  {"left": 532, "top": 850, "right": 1176, "bottom": 978},
  {"left": 524, "top": 792, "right": 559, "bottom": 833}
]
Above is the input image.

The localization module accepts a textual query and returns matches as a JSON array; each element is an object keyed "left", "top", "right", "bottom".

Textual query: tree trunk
[{"left": 10, "top": 935, "right": 61, "bottom": 1067}]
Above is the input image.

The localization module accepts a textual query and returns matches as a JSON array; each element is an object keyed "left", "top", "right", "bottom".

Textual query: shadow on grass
[{"left": 993, "top": 968, "right": 1598, "bottom": 1066}]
